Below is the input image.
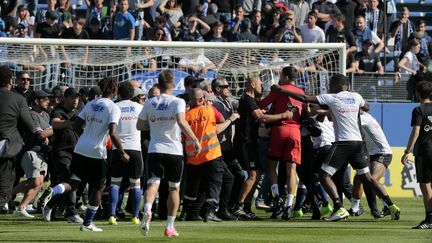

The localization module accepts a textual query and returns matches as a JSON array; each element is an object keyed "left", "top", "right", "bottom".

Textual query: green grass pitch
[{"left": 0, "top": 198, "right": 431, "bottom": 243}]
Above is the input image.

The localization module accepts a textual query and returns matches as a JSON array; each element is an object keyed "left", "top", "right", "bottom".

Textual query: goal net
[{"left": 0, "top": 38, "right": 346, "bottom": 97}]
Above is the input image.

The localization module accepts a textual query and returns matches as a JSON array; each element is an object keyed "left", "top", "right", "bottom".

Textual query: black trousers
[
  {"left": 47, "top": 151, "right": 78, "bottom": 216},
  {"left": 223, "top": 151, "right": 244, "bottom": 208},
  {"left": 219, "top": 152, "right": 235, "bottom": 212},
  {"left": 0, "top": 158, "right": 15, "bottom": 208},
  {"left": 184, "top": 158, "right": 224, "bottom": 214}
]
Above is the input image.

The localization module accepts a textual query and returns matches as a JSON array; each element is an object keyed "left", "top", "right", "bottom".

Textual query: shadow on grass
[{"left": 2, "top": 240, "right": 89, "bottom": 242}]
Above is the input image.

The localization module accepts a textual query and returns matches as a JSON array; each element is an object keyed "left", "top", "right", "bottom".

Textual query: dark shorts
[
  {"left": 71, "top": 153, "right": 107, "bottom": 187},
  {"left": 147, "top": 153, "right": 183, "bottom": 184},
  {"left": 370, "top": 154, "right": 392, "bottom": 168},
  {"left": 235, "top": 141, "right": 259, "bottom": 171},
  {"left": 321, "top": 141, "right": 369, "bottom": 176},
  {"left": 110, "top": 150, "right": 144, "bottom": 180},
  {"left": 314, "top": 145, "right": 332, "bottom": 173},
  {"left": 415, "top": 154, "right": 432, "bottom": 183}
]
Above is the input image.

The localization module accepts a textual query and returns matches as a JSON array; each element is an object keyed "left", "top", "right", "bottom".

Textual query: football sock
[
  {"left": 316, "top": 182, "right": 329, "bottom": 204},
  {"left": 52, "top": 184, "right": 65, "bottom": 196},
  {"left": 83, "top": 205, "right": 98, "bottom": 226},
  {"left": 351, "top": 198, "right": 360, "bottom": 212},
  {"left": 166, "top": 216, "right": 175, "bottom": 230},
  {"left": 426, "top": 211, "right": 432, "bottom": 224},
  {"left": 382, "top": 195, "right": 393, "bottom": 206},
  {"left": 286, "top": 194, "right": 295, "bottom": 208},
  {"left": 131, "top": 186, "right": 142, "bottom": 218},
  {"left": 271, "top": 184, "right": 279, "bottom": 197},
  {"left": 109, "top": 185, "right": 119, "bottom": 216},
  {"left": 293, "top": 187, "right": 307, "bottom": 211},
  {"left": 333, "top": 198, "right": 343, "bottom": 211}
]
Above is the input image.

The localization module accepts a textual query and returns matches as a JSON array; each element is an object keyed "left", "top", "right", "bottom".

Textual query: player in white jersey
[
  {"left": 272, "top": 73, "right": 400, "bottom": 221},
  {"left": 44, "top": 77, "right": 130, "bottom": 232},
  {"left": 108, "top": 82, "right": 144, "bottom": 226},
  {"left": 349, "top": 108, "right": 393, "bottom": 218},
  {"left": 137, "top": 70, "right": 200, "bottom": 238}
]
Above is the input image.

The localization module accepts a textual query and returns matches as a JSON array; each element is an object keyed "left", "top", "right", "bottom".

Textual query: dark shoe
[
  {"left": 412, "top": 220, "right": 432, "bottom": 229},
  {"left": 178, "top": 210, "right": 187, "bottom": 221},
  {"left": 216, "top": 210, "right": 237, "bottom": 221},
  {"left": 270, "top": 197, "right": 284, "bottom": 219},
  {"left": 231, "top": 203, "right": 251, "bottom": 220},
  {"left": 185, "top": 214, "right": 202, "bottom": 221},
  {"left": 203, "top": 212, "right": 222, "bottom": 222},
  {"left": 371, "top": 208, "right": 384, "bottom": 219},
  {"left": 281, "top": 206, "right": 293, "bottom": 220},
  {"left": 247, "top": 212, "right": 260, "bottom": 220},
  {"left": 381, "top": 206, "right": 391, "bottom": 217}
]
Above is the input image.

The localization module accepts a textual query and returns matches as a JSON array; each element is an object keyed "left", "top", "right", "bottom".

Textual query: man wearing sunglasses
[
  {"left": 211, "top": 78, "right": 241, "bottom": 220},
  {"left": 12, "top": 71, "right": 34, "bottom": 105}
]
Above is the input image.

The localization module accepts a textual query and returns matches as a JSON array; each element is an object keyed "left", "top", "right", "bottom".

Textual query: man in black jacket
[
  {"left": 0, "top": 65, "right": 44, "bottom": 210},
  {"left": 44, "top": 87, "right": 83, "bottom": 223}
]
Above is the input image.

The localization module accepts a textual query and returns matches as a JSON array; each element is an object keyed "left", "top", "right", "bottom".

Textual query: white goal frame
[{"left": 0, "top": 38, "right": 346, "bottom": 95}]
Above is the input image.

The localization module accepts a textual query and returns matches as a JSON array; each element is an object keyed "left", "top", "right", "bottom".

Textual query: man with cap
[
  {"left": 12, "top": 71, "right": 34, "bottom": 105},
  {"left": 44, "top": 87, "right": 84, "bottom": 224},
  {"left": 11, "top": 89, "right": 54, "bottom": 218},
  {"left": 13, "top": 23, "right": 29, "bottom": 38},
  {"left": 35, "top": 9, "right": 60, "bottom": 65},
  {"left": 132, "top": 87, "right": 146, "bottom": 105},
  {"left": 177, "top": 75, "right": 204, "bottom": 104},
  {"left": 35, "top": 10, "right": 60, "bottom": 39},
  {"left": 355, "top": 39, "right": 385, "bottom": 75}
]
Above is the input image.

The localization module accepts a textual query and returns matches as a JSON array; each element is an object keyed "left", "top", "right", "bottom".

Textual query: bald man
[{"left": 182, "top": 88, "right": 240, "bottom": 222}]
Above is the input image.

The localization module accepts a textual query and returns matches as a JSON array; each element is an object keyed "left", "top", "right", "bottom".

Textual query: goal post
[{"left": 0, "top": 38, "right": 346, "bottom": 97}]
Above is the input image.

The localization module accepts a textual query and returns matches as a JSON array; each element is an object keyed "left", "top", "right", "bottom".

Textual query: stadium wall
[{"left": 354, "top": 103, "right": 420, "bottom": 197}]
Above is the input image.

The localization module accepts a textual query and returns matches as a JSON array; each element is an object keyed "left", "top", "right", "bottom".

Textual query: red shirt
[
  {"left": 213, "top": 106, "right": 224, "bottom": 123},
  {"left": 259, "top": 84, "right": 304, "bottom": 127}
]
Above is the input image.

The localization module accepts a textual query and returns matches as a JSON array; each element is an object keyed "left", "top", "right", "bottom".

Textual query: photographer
[{"left": 275, "top": 11, "right": 302, "bottom": 43}]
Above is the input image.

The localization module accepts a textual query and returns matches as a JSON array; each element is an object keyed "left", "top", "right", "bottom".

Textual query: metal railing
[{"left": 349, "top": 72, "right": 412, "bottom": 102}]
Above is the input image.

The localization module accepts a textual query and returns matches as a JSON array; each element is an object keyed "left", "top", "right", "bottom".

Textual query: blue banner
[{"left": 131, "top": 70, "right": 216, "bottom": 96}]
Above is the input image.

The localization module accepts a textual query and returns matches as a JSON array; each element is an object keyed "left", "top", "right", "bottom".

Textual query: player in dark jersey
[{"left": 402, "top": 81, "right": 432, "bottom": 229}]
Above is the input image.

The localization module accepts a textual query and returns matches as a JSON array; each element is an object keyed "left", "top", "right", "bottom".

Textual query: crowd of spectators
[{"left": 0, "top": 0, "right": 431, "bottom": 101}]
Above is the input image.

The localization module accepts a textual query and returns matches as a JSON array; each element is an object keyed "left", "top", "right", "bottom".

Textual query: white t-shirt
[
  {"left": 114, "top": 100, "right": 143, "bottom": 151},
  {"left": 138, "top": 94, "right": 185, "bottom": 155},
  {"left": 360, "top": 112, "right": 392, "bottom": 155},
  {"left": 317, "top": 91, "right": 365, "bottom": 141},
  {"left": 401, "top": 51, "right": 419, "bottom": 74},
  {"left": 312, "top": 116, "right": 335, "bottom": 148},
  {"left": 299, "top": 24, "right": 325, "bottom": 43},
  {"left": 74, "top": 97, "right": 121, "bottom": 159}
]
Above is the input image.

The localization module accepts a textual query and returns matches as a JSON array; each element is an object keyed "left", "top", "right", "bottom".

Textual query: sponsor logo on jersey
[
  {"left": 91, "top": 104, "right": 105, "bottom": 112},
  {"left": 120, "top": 106, "right": 136, "bottom": 113}
]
